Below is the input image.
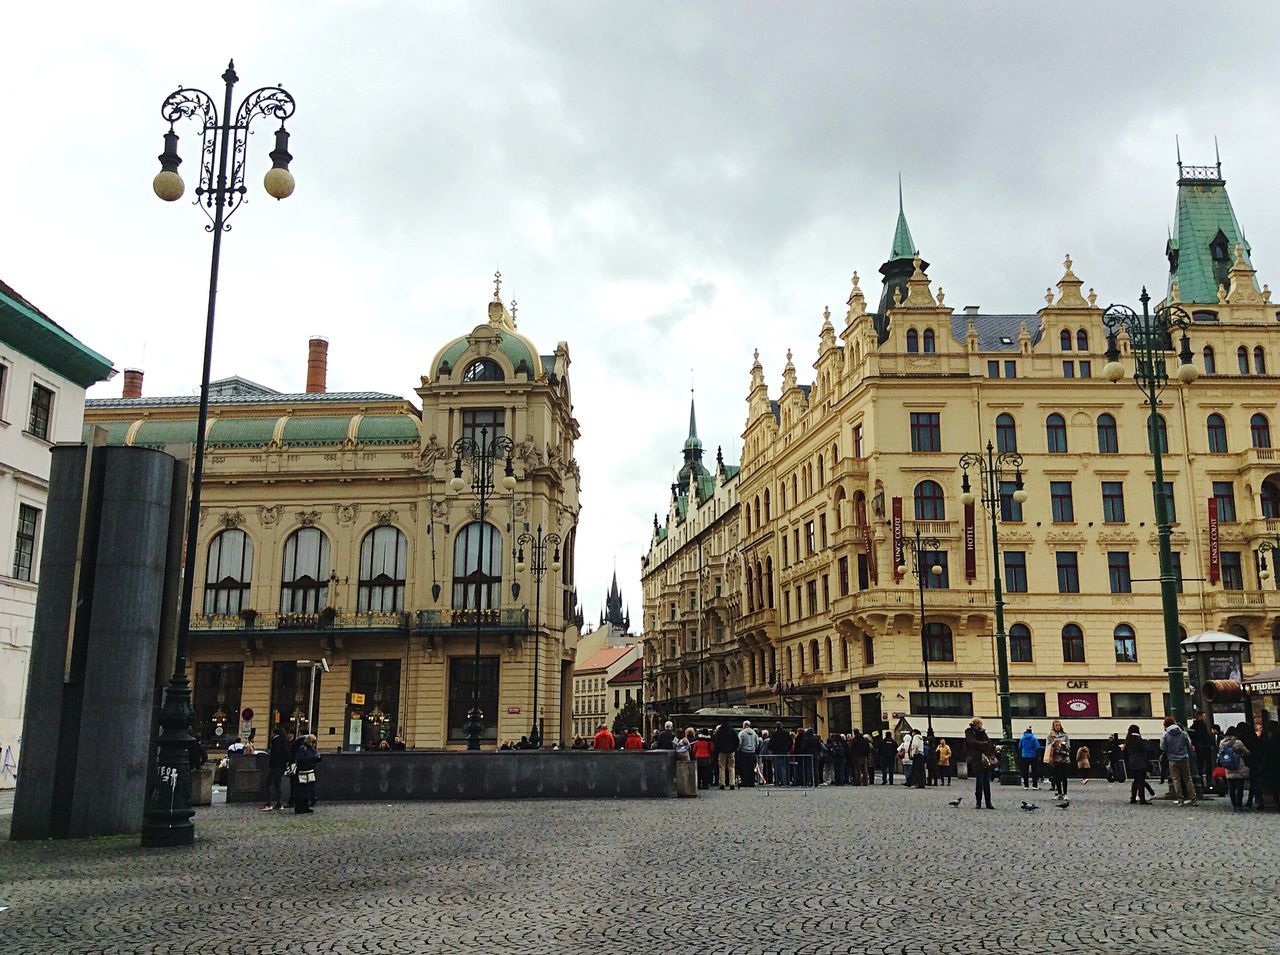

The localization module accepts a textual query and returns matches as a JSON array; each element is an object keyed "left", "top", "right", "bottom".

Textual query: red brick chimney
[
  {"left": 122, "top": 368, "right": 144, "bottom": 399},
  {"left": 306, "top": 337, "right": 328, "bottom": 394}
]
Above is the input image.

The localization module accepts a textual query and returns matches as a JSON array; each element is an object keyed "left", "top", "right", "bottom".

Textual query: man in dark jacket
[
  {"left": 1189, "top": 713, "right": 1214, "bottom": 789},
  {"left": 655, "top": 721, "right": 676, "bottom": 750},
  {"left": 827, "top": 733, "right": 849, "bottom": 785},
  {"left": 712, "top": 723, "right": 740, "bottom": 789},
  {"left": 878, "top": 734, "right": 899, "bottom": 785},
  {"left": 261, "top": 724, "right": 289, "bottom": 811},
  {"left": 799, "top": 728, "right": 823, "bottom": 786},
  {"left": 771, "top": 725, "right": 793, "bottom": 786},
  {"left": 849, "top": 730, "right": 871, "bottom": 785}
]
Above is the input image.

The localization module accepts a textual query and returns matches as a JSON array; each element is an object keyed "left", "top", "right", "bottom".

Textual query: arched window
[
  {"left": 1113, "top": 624, "right": 1138, "bottom": 662},
  {"left": 792, "top": 645, "right": 801, "bottom": 676},
  {"left": 1261, "top": 479, "right": 1280, "bottom": 519},
  {"left": 765, "top": 556, "right": 774, "bottom": 609},
  {"left": 1061, "top": 623, "right": 1085, "bottom": 663},
  {"left": 924, "top": 622, "right": 953, "bottom": 662},
  {"left": 763, "top": 489, "right": 771, "bottom": 522},
  {"left": 1203, "top": 345, "right": 1216, "bottom": 374},
  {"left": 1228, "top": 624, "right": 1252, "bottom": 664},
  {"left": 913, "top": 480, "right": 946, "bottom": 520},
  {"left": 280, "top": 526, "right": 331, "bottom": 613},
  {"left": 1076, "top": 329, "right": 1089, "bottom": 351},
  {"left": 1238, "top": 346, "right": 1249, "bottom": 374},
  {"left": 922, "top": 328, "right": 936, "bottom": 353},
  {"left": 825, "top": 637, "right": 833, "bottom": 670},
  {"left": 833, "top": 487, "right": 846, "bottom": 529},
  {"left": 204, "top": 529, "right": 253, "bottom": 614},
  {"left": 792, "top": 475, "right": 798, "bottom": 503},
  {"left": 841, "top": 638, "right": 849, "bottom": 669},
  {"left": 1096, "top": 414, "right": 1118, "bottom": 454},
  {"left": 1060, "top": 329, "right": 1072, "bottom": 351},
  {"left": 810, "top": 638, "right": 820, "bottom": 671},
  {"left": 1255, "top": 346, "right": 1267, "bottom": 374},
  {"left": 452, "top": 522, "right": 502, "bottom": 610},
  {"left": 1251, "top": 414, "right": 1271, "bottom": 449},
  {"left": 995, "top": 413, "right": 1018, "bottom": 453},
  {"left": 1207, "top": 413, "right": 1229, "bottom": 453},
  {"left": 1046, "top": 413, "right": 1068, "bottom": 453},
  {"left": 745, "top": 565, "right": 755, "bottom": 613},
  {"left": 817, "top": 455, "right": 825, "bottom": 487},
  {"left": 1009, "top": 623, "right": 1032, "bottom": 662},
  {"left": 755, "top": 560, "right": 764, "bottom": 609},
  {"left": 1147, "top": 413, "right": 1169, "bottom": 454},
  {"left": 906, "top": 328, "right": 919, "bottom": 353},
  {"left": 462, "top": 358, "right": 504, "bottom": 382},
  {"left": 754, "top": 496, "right": 761, "bottom": 530},
  {"left": 358, "top": 525, "right": 408, "bottom": 612},
  {"left": 831, "top": 442, "right": 839, "bottom": 466}
]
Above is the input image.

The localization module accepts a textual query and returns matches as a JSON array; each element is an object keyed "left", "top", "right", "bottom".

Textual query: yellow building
[
  {"left": 641, "top": 401, "right": 743, "bottom": 715},
  {"left": 82, "top": 285, "right": 581, "bottom": 750},
  {"left": 728, "top": 163, "right": 1278, "bottom": 740}
]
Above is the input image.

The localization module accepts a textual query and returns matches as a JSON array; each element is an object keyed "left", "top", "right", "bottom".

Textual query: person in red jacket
[
  {"left": 690, "top": 728, "right": 714, "bottom": 789},
  {"left": 624, "top": 728, "right": 644, "bottom": 750},
  {"left": 592, "top": 724, "right": 615, "bottom": 750}
]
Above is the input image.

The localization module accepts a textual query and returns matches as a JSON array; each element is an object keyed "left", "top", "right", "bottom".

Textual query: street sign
[
  {"left": 507, "top": 706, "right": 521, "bottom": 714},
  {"left": 241, "top": 707, "right": 254, "bottom": 722},
  {"left": 350, "top": 692, "right": 366, "bottom": 705}
]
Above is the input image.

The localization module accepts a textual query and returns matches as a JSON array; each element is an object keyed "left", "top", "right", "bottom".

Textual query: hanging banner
[
  {"left": 892, "top": 497, "right": 904, "bottom": 581},
  {"left": 855, "top": 495, "right": 877, "bottom": 584},
  {"left": 1207, "top": 497, "right": 1220, "bottom": 584},
  {"left": 964, "top": 502, "right": 977, "bottom": 581}
]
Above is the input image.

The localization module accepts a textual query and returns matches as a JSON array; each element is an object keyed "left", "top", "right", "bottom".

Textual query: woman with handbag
[
  {"left": 964, "top": 717, "right": 996, "bottom": 809},
  {"left": 1123, "top": 725, "right": 1153, "bottom": 805},
  {"left": 1046, "top": 720, "right": 1071, "bottom": 799},
  {"left": 293, "top": 734, "right": 321, "bottom": 814}
]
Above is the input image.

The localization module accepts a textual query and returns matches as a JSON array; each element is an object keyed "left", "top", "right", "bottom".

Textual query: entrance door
[{"left": 860, "top": 692, "right": 884, "bottom": 732}]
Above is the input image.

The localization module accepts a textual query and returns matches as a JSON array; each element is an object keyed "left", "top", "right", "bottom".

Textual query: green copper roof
[
  {"left": 1167, "top": 175, "right": 1256, "bottom": 304},
  {"left": 281, "top": 415, "right": 352, "bottom": 447},
  {"left": 435, "top": 331, "right": 538, "bottom": 378},
  {"left": 0, "top": 280, "right": 114, "bottom": 388},
  {"left": 81, "top": 420, "right": 131, "bottom": 446},
  {"left": 208, "top": 417, "right": 278, "bottom": 448},
  {"left": 889, "top": 179, "right": 916, "bottom": 261},
  {"left": 683, "top": 398, "right": 702, "bottom": 451},
  {"left": 132, "top": 419, "right": 199, "bottom": 449},
  {"left": 357, "top": 413, "right": 421, "bottom": 445}
]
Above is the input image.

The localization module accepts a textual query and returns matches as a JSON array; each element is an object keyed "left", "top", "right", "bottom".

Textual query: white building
[{"left": 0, "top": 279, "right": 114, "bottom": 787}]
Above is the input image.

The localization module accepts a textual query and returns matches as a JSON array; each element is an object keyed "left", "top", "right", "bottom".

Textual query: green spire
[
  {"left": 890, "top": 175, "right": 916, "bottom": 261},
  {"left": 683, "top": 396, "right": 701, "bottom": 451},
  {"left": 1167, "top": 156, "right": 1256, "bottom": 304}
]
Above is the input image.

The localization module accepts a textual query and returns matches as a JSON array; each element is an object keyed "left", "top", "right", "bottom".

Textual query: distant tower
[{"left": 601, "top": 569, "right": 630, "bottom": 632}]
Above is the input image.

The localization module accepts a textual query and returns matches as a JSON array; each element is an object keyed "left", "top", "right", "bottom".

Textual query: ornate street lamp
[
  {"left": 896, "top": 525, "right": 942, "bottom": 736},
  {"left": 142, "top": 62, "right": 296, "bottom": 848},
  {"left": 1101, "top": 289, "right": 1198, "bottom": 728},
  {"left": 958, "top": 444, "right": 1028, "bottom": 784},
  {"left": 516, "top": 524, "right": 561, "bottom": 748},
  {"left": 451, "top": 428, "right": 517, "bottom": 751}
]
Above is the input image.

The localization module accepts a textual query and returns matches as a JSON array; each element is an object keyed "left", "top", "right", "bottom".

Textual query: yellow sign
[{"left": 350, "top": 693, "right": 366, "bottom": 705}]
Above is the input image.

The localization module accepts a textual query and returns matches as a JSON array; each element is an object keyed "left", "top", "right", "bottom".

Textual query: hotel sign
[
  {"left": 1207, "top": 498, "right": 1220, "bottom": 584},
  {"left": 964, "top": 502, "right": 977, "bottom": 581},
  {"left": 892, "top": 497, "right": 904, "bottom": 580}
]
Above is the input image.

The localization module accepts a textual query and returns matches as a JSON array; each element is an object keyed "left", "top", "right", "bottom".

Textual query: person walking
[
  {"left": 936, "top": 738, "right": 952, "bottom": 785},
  {"left": 1017, "top": 727, "right": 1041, "bottom": 790},
  {"left": 1161, "top": 716, "right": 1196, "bottom": 806},
  {"left": 1218, "top": 724, "right": 1250, "bottom": 810},
  {"left": 261, "top": 724, "right": 289, "bottom": 812},
  {"left": 592, "top": 724, "right": 616, "bottom": 750},
  {"left": 1122, "top": 725, "right": 1153, "bottom": 804},
  {"left": 965, "top": 717, "right": 996, "bottom": 809},
  {"left": 878, "top": 733, "right": 899, "bottom": 785},
  {"left": 692, "top": 728, "right": 714, "bottom": 789},
  {"left": 1046, "top": 720, "right": 1071, "bottom": 799},
  {"left": 713, "top": 723, "right": 740, "bottom": 790},
  {"left": 737, "top": 721, "right": 760, "bottom": 788},
  {"left": 1076, "top": 745, "right": 1092, "bottom": 785},
  {"left": 1106, "top": 733, "right": 1126, "bottom": 784},
  {"left": 292, "top": 734, "right": 320, "bottom": 814}
]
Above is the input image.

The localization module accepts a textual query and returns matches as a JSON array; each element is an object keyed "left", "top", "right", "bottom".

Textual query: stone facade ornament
[
  {"left": 419, "top": 434, "right": 448, "bottom": 470},
  {"left": 259, "top": 504, "right": 283, "bottom": 526},
  {"left": 335, "top": 504, "right": 359, "bottom": 524},
  {"left": 375, "top": 509, "right": 398, "bottom": 526},
  {"left": 518, "top": 435, "right": 544, "bottom": 470},
  {"left": 218, "top": 511, "right": 245, "bottom": 529},
  {"left": 296, "top": 510, "right": 321, "bottom": 527}
]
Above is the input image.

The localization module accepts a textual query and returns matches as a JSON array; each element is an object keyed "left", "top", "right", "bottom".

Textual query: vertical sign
[
  {"left": 891, "top": 497, "right": 904, "bottom": 580},
  {"left": 1207, "top": 497, "right": 1220, "bottom": 584},
  {"left": 856, "top": 495, "right": 877, "bottom": 584},
  {"left": 964, "top": 501, "right": 977, "bottom": 581}
]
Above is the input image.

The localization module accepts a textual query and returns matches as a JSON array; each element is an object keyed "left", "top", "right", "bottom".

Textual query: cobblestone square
[{"left": 0, "top": 782, "right": 1275, "bottom": 954}]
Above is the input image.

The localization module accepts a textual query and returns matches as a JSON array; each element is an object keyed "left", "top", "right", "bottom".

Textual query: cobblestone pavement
[{"left": 0, "top": 781, "right": 1276, "bottom": 954}]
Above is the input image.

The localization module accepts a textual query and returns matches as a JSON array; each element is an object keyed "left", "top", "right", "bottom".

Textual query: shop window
[
  {"left": 908, "top": 690, "right": 972, "bottom": 716},
  {"left": 1009, "top": 692, "right": 1046, "bottom": 717},
  {"left": 448, "top": 656, "right": 499, "bottom": 742},
  {"left": 194, "top": 662, "right": 244, "bottom": 746},
  {"left": 271, "top": 660, "right": 322, "bottom": 735},
  {"left": 349, "top": 659, "right": 401, "bottom": 749}
]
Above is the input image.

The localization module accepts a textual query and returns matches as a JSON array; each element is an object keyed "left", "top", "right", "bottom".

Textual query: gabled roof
[
  {"left": 607, "top": 659, "right": 643, "bottom": 685},
  {"left": 575, "top": 646, "right": 632, "bottom": 674}
]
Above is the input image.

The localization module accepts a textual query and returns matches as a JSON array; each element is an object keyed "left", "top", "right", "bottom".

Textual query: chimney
[
  {"left": 964, "top": 305, "right": 980, "bottom": 316},
  {"left": 306, "top": 337, "right": 328, "bottom": 394},
  {"left": 122, "top": 368, "right": 144, "bottom": 399}
]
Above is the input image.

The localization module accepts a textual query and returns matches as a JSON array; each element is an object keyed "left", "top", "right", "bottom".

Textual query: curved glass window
[
  {"left": 452, "top": 522, "right": 502, "bottom": 610},
  {"left": 280, "top": 527, "right": 331, "bottom": 614},
  {"left": 358, "top": 525, "right": 408, "bottom": 612},
  {"left": 462, "top": 359, "right": 504, "bottom": 382},
  {"left": 913, "top": 480, "right": 946, "bottom": 520},
  {"left": 204, "top": 529, "right": 253, "bottom": 615}
]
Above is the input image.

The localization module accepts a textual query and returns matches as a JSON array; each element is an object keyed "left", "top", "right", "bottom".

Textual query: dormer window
[
  {"left": 1210, "top": 230, "right": 1230, "bottom": 262},
  {"left": 462, "top": 359, "right": 504, "bottom": 382},
  {"left": 999, "top": 336, "right": 1013, "bottom": 346}
]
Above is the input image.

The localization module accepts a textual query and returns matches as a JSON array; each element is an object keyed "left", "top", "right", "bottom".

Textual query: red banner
[
  {"left": 964, "top": 502, "right": 977, "bottom": 581},
  {"left": 855, "top": 495, "right": 877, "bottom": 584},
  {"left": 1207, "top": 498, "right": 1220, "bottom": 584},
  {"left": 892, "top": 497, "right": 904, "bottom": 580},
  {"left": 1057, "top": 692, "right": 1099, "bottom": 718}
]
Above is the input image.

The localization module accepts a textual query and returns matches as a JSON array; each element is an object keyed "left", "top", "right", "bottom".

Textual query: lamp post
[
  {"left": 451, "top": 428, "right": 517, "bottom": 751},
  {"left": 1101, "top": 289, "right": 1198, "bottom": 728},
  {"left": 896, "top": 525, "right": 942, "bottom": 736},
  {"left": 516, "top": 525, "right": 561, "bottom": 748},
  {"left": 958, "top": 444, "right": 1027, "bottom": 784},
  {"left": 142, "top": 62, "right": 296, "bottom": 848}
]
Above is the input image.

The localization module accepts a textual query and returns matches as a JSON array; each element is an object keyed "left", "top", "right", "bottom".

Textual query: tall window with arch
[
  {"left": 280, "top": 526, "right": 331, "bottom": 613},
  {"left": 205, "top": 528, "right": 253, "bottom": 615},
  {"left": 913, "top": 480, "right": 946, "bottom": 520},
  {"left": 1009, "top": 623, "right": 1033, "bottom": 662},
  {"left": 817, "top": 455, "right": 825, "bottom": 487},
  {"left": 1255, "top": 346, "right": 1267, "bottom": 374},
  {"left": 1046, "top": 413, "right": 1068, "bottom": 453},
  {"left": 1061, "top": 624, "right": 1086, "bottom": 663},
  {"left": 924, "top": 622, "right": 953, "bottom": 662},
  {"left": 1207, "top": 413, "right": 1229, "bottom": 453},
  {"left": 906, "top": 328, "right": 919, "bottom": 353},
  {"left": 1076, "top": 329, "right": 1088, "bottom": 351},
  {"left": 1203, "top": 345, "right": 1216, "bottom": 374},
  {"left": 765, "top": 556, "right": 774, "bottom": 608},
  {"left": 358, "top": 525, "right": 408, "bottom": 612},
  {"left": 452, "top": 522, "right": 502, "bottom": 610},
  {"left": 1113, "top": 624, "right": 1138, "bottom": 663},
  {"left": 763, "top": 489, "right": 771, "bottom": 522},
  {"left": 462, "top": 358, "right": 504, "bottom": 382},
  {"left": 1261, "top": 478, "right": 1280, "bottom": 519},
  {"left": 1251, "top": 413, "right": 1271, "bottom": 449},
  {"left": 1060, "top": 329, "right": 1072, "bottom": 350},
  {"left": 1096, "top": 413, "right": 1118, "bottom": 454},
  {"left": 1147, "top": 413, "right": 1169, "bottom": 454},
  {"left": 922, "top": 328, "right": 936, "bottom": 353},
  {"left": 995, "top": 413, "right": 1018, "bottom": 453},
  {"left": 1238, "top": 345, "right": 1250, "bottom": 374},
  {"left": 745, "top": 565, "right": 755, "bottom": 613}
]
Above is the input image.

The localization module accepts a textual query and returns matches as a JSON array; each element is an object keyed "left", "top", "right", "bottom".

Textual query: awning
[
  {"left": 898, "top": 715, "right": 1166, "bottom": 739},
  {"left": 1244, "top": 666, "right": 1280, "bottom": 695}
]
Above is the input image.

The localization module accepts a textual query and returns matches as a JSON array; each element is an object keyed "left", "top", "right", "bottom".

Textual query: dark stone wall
[{"left": 228, "top": 750, "right": 676, "bottom": 802}]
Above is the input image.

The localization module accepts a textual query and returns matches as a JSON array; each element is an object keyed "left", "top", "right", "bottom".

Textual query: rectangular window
[
  {"left": 999, "top": 480, "right": 1023, "bottom": 522},
  {"left": 1111, "top": 693, "right": 1152, "bottom": 718},
  {"left": 1057, "top": 550, "right": 1081, "bottom": 592},
  {"left": 12, "top": 503, "right": 39, "bottom": 581},
  {"left": 781, "top": 536, "right": 788, "bottom": 566},
  {"left": 448, "top": 656, "right": 499, "bottom": 741},
  {"left": 1221, "top": 551, "right": 1244, "bottom": 591},
  {"left": 1108, "top": 552, "right": 1132, "bottom": 593},
  {"left": 193, "top": 662, "right": 245, "bottom": 746},
  {"left": 819, "top": 514, "right": 828, "bottom": 548},
  {"left": 1009, "top": 692, "right": 1047, "bottom": 717},
  {"left": 1101, "top": 481, "right": 1126, "bottom": 523},
  {"left": 908, "top": 691, "right": 972, "bottom": 717},
  {"left": 0, "top": 363, "right": 7, "bottom": 418},
  {"left": 793, "top": 529, "right": 800, "bottom": 558},
  {"left": 1170, "top": 551, "right": 1184, "bottom": 594},
  {"left": 28, "top": 383, "right": 53, "bottom": 440},
  {"left": 856, "top": 554, "right": 870, "bottom": 591},
  {"left": 838, "top": 556, "right": 850, "bottom": 596},
  {"left": 1050, "top": 481, "right": 1074, "bottom": 522},
  {"left": 461, "top": 407, "right": 504, "bottom": 444},
  {"left": 821, "top": 574, "right": 830, "bottom": 610},
  {"left": 1004, "top": 551, "right": 1028, "bottom": 593},
  {"left": 1078, "top": 360, "right": 1092, "bottom": 378},
  {"left": 806, "top": 580, "right": 817, "bottom": 615},
  {"left": 987, "top": 360, "right": 1000, "bottom": 379},
  {"left": 923, "top": 550, "right": 950, "bottom": 589},
  {"left": 1212, "top": 481, "right": 1237, "bottom": 522},
  {"left": 1062, "top": 361, "right": 1075, "bottom": 378},
  {"left": 1004, "top": 360, "right": 1017, "bottom": 379},
  {"left": 909, "top": 412, "right": 941, "bottom": 453},
  {"left": 782, "top": 591, "right": 791, "bottom": 621},
  {"left": 349, "top": 659, "right": 402, "bottom": 749},
  {"left": 805, "top": 521, "right": 816, "bottom": 555},
  {"left": 1154, "top": 481, "right": 1176, "bottom": 524},
  {"left": 853, "top": 425, "right": 864, "bottom": 458},
  {"left": 863, "top": 633, "right": 875, "bottom": 666},
  {"left": 795, "top": 586, "right": 802, "bottom": 616}
]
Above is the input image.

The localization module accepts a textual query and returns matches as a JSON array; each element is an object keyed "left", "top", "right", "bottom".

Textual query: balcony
[
  {"left": 191, "top": 609, "right": 410, "bottom": 634},
  {"left": 415, "top": 607, "right": 531, "bottom": 633},
  {"left": 737, "top": 605, "right": 779, "bottom": 637},
  {"left": 831, "top": 456, "right": 869, "bottom": 484},
  {"left": 1204, "top": 590, "right": 1280, "bottom": 615}
]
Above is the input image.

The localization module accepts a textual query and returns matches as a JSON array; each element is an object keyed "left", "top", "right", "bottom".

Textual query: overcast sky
[{"left": 4, "top": 3, "right": 1279, "bottom": 623}]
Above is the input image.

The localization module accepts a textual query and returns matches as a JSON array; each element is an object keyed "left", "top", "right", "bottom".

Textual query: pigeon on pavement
[
  {"left": 948, "top": 797, "right": 963, "bottom": 807},
  {"left": 1054, "top": 799, "right": 1071, "bottom": 809},
  {"left": 1019, "top": 801, "right": 1039, "bottom": 811}
]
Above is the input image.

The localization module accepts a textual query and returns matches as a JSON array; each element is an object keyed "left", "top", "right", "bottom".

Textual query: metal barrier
[{"left": 755, "top": 754, "right": 818, "bottom": 791}]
